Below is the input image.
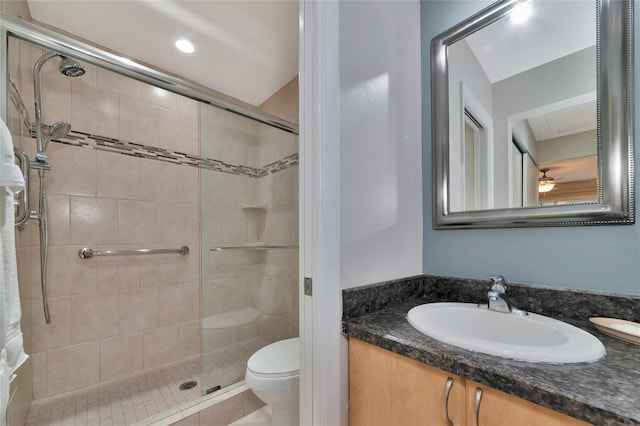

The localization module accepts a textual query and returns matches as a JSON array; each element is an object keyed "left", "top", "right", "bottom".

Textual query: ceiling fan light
[
  {"left": 539, "top": 181, "right": 556, "bottom": 193},
  {"left": 538, "top": 168, "right": 555, "bottom": 193}
]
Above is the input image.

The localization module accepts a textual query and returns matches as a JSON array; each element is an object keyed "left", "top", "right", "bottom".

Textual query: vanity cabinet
[
  {"left": 349, "top": 338, "right": 590, "bottom": 426},
  {"left": 349, "top": 338, "right": 465, "bottom": 426}
]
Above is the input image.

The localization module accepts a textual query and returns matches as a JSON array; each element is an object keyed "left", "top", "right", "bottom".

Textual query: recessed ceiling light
[
  {"left": 510, "top": 2, "right": 532, "bottom": 24},
  {"left": 175, "top": 39, "right": 196, "bottom": 54}
]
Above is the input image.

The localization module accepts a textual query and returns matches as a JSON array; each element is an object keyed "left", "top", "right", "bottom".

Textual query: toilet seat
[{"left": 247, "top": 337, "right": 299, "bottom": 378}]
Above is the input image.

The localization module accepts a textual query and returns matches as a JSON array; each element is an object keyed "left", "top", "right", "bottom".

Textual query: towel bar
[{"left": 210, "top": 244, "right": 298, "bottom": 252}]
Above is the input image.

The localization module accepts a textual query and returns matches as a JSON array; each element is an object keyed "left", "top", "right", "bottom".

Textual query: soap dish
[{"left": 589, "top": 317, "right": 640, "bottom": 346}]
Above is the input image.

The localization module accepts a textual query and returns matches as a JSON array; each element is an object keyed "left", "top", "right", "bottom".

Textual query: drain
[
  {"left": 205, "top": 385, "right": 222, "bottom": 395},
  {"left": 179, "top": 380, "right": 198, "bottom": 390}
]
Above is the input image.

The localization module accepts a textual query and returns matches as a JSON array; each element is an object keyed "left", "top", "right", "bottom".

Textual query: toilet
[{"left": 245, "top": 337, "right": 300, "bottom": 426}]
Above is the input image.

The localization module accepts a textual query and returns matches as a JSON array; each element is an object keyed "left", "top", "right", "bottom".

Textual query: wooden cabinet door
[
  {"left": 349, "top": 338, "right": 465, "bottom": 426},
  {"left": 349, "top": 338, "right": 396, "bottom": 426},
  {"left": 465, "top": 381, "right": 591, "bottom": 426},
  {"left": 393, "top": 351, "right": 466, "bottom": 426}
]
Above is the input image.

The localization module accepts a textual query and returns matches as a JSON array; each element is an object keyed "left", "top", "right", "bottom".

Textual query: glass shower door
[{"left": 199, "top": 103, "right": 299, "bottom": 395}]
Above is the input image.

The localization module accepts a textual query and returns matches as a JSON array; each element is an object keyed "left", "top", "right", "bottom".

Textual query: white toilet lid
[{"left": 247, "top": 337, "right": 299, "bottom": 377}]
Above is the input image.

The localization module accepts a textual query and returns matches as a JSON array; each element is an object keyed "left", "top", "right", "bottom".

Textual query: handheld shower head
[
  {"left": 48, "top": 121, "right": 71, "bottom": 139},
  {"left": 43, "top": 121, "right": 71, "bottom": 151},
  {"left": 59, "top": 56, "right": 86, "bottom": 78}
]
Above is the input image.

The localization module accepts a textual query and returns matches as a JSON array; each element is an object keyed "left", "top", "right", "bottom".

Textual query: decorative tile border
[
  {"left": 9, "top": 74, "right": 297, "bottom": 178},
  {"left": 261, "top": 153, "right": 299, "bottom": 175},
  {"left": 33, "top": 125, "right": 298, "bottom": 178}
]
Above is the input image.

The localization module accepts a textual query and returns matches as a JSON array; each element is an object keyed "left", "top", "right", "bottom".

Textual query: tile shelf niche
[{"left": 242, "top": 204, "right": 267, "bottom": 243}]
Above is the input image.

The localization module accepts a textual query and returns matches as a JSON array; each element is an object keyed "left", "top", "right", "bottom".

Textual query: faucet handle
[{"left": 489, "top": 275, "right": 506, "bottom": 293}]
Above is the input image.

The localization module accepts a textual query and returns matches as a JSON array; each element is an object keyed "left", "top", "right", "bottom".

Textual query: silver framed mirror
[{"left": 431, "top": 0, "right": 633, "bottom": 228}]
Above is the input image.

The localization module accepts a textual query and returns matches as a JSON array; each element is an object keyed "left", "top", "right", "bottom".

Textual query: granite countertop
[{"left": 343, "top": 295, "right": 640, "bottom": 426}]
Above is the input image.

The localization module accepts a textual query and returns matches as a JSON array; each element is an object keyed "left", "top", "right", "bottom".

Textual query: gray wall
[
  {"left": 421, "top": 0, "right": 640, "bottom": 295},
  {"left": 538, "top": 130, "right": 597, "bottom": 164}
]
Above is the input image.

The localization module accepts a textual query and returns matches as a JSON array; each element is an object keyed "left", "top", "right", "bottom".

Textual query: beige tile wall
[
  {"left": 13, "top": 40, "right": 201, "bottom": 399},
  {"left": 199, "top": 104, "right": 263, "bottom": 359},
  {"left": 1, "top": 0, "right": 30, "bottom": 18},
  {"left": 256, "top": 109, "right": 299, "bottom": 343},
  {"left": 258, "top": 76, "right": 299, "bottom": 126}
]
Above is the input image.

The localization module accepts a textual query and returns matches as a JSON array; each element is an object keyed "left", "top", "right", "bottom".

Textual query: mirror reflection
[
  {"left": 513, "top": 98, "right": 598, "bottom": 206},
  {"left": 447, "top": 0, "right": 596, "bottom": 212}
]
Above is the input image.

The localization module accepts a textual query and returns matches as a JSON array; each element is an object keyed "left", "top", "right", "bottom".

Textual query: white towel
[
  {"left": 0, "top": 118, "right": 27, "bottom": 420},
  {"left": 0, "top": 122, "right": 24, "bottom": 191}
]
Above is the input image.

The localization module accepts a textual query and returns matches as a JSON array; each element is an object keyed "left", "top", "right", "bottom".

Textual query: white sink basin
[{"left": 407, "top": 303, "right": 605, "bottom": 363}]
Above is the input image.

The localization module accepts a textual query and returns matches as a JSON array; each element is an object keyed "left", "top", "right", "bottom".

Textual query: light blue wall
[{"left": 421, "top": 1, "right": 640, "bottom": 295}]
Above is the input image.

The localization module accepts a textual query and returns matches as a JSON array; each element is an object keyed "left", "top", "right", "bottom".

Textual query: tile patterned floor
[
  {"left": 25, "top": 360, "right": 201, "bottom": 426},
  {"left": 24, "top": 337, "right": 270, "bottom": 426}
]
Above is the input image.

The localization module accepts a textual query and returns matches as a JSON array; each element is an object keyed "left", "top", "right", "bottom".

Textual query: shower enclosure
[{"left": 2, "top": 15, "right": 298, "bottom": 426}]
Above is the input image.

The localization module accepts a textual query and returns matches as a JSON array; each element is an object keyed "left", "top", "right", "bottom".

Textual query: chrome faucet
[{"left": 487, "top": 276, "right": 527, "bottom": 316}]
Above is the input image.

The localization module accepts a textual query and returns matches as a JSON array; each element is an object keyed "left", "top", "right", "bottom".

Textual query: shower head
[
  {"left": 59, "top": 56, "right": 86, "bottom": 77},
  {"left": 48, "top": 121, "right": 71, "bottom": 139},
  {"left": 43, "top": 121, "right": 71, "bottom": 151}
]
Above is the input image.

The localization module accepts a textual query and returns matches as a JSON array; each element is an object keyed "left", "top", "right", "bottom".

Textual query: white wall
[
  {"left": 511, "top": 119, "right": 537, "bottom": 159},
  {"left": 448, "top": 40, "right": 493, "bottom": 211},
  {"left": 339, "top": 0, "right": 423, "bottom": 289}
]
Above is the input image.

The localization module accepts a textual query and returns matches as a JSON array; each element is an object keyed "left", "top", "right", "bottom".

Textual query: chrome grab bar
[
  {"left": 13, "top": 148, "right": 30, "bottom": 228},
  {"left": 209, "top": 244, "right": 298, "bottom": 252},
  {"left": 79, "top": 246, "right": 190, "bottom": 259}
]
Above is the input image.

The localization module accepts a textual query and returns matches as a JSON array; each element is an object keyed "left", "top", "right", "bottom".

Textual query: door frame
[{"left": 299, "top": 1, "right": 346, "bottom": 425}]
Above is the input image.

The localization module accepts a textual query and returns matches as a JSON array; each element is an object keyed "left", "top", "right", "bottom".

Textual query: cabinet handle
[
  {"left": 474, "top": 387, "right": 483, "bottom": 426},
  {"left": 444, "top": 377, "right": 454, "bottom": 426}
]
